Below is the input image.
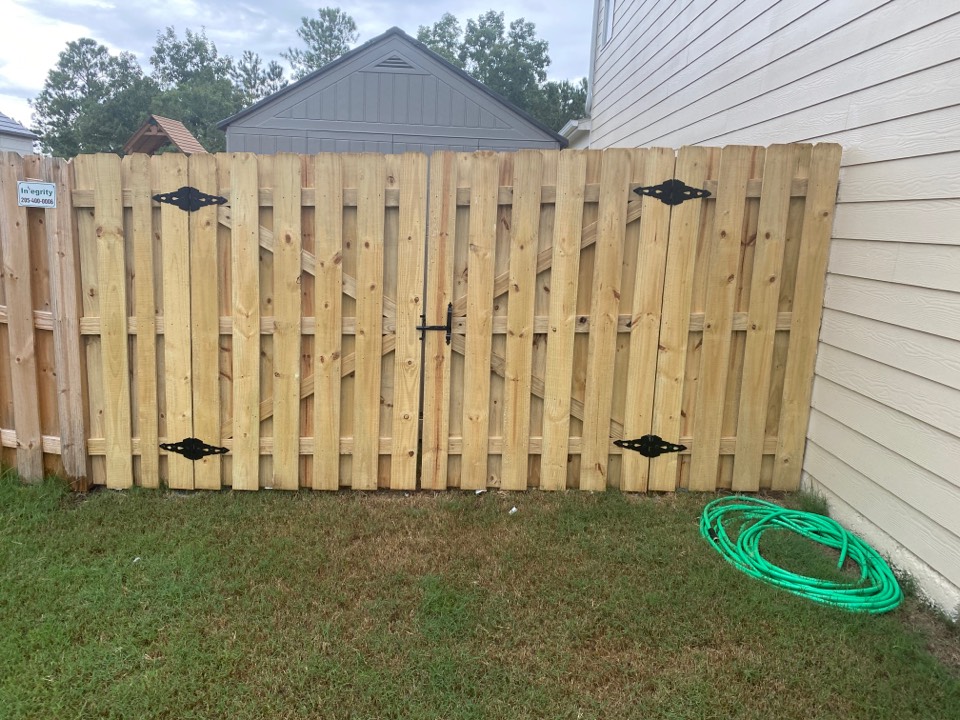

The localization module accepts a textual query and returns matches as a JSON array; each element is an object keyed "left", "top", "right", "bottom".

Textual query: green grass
[{"left": 1, "top": 475, "right": 958, "bottom": 719}]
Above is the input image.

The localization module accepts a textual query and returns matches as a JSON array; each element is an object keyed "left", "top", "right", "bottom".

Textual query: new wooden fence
[{"left": 0, "top": 145, "right": 841, "bottom": 491}]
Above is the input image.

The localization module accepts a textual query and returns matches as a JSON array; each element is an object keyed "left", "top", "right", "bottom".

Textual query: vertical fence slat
[
  {"left": 190, "top": 153, "right": 223, "bottom": 490},
  {"left": 390, "top": 153, "right": 427, "bottom": 490},
  {"left": 421, "top": 152, "right": 457, "bottom": 490},
  {"left": 91, "top": 153, "right": 133, "bottom": 489},
  {"left": 354, "top": 154, "right": 385, "bottom": 490},
  {"left": 689, "top": 146, "right": 755, "bottom": 491},
  {"left": 501, "top": 150, "right": 543, "bottom": 491},
  {"left": 540, "top": 151, "right": 588, "bottom": 491},
  {"left": 580, "top": 149, "right": 632, "bottom": 491},
  {"left": 0, "top": 152, "right": 42, "bottom": 480},
  {"left": 272, "top": 154, "right": 303, "bottom": 490},
  {"left": 648, "top": 146, "right": 714, "bottom": 491},
  {"left": 621, "top": 148, "right": 676, "bottom": 492},
  {"left": 44, "top": 157, "right": 86, "bottom": 483},
  {"left": 733, "top": 145, "right": 796, "bottom": 491},
  {"left": 73, "top": 156, "right": 105, "bottom": 485},
  {"left": 156, "top": 153, "right": 193, "bottom": 490},
  {"left": 460, "top": 152, "right": 499, "bottom": 490},
  {"left": 231, "top": 153, "right": 261, "bottom": 490},
  {"left": 313, "top": 154, "right": 343, "bottom": 490},
  {"left": 774, "top": 143, "right": 843, "bottom": 491},
  {"left": 125, "top": 155, "right": 159, "bottom": 488}
]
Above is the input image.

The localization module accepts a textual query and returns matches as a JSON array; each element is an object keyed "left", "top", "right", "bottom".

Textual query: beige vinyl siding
[{"left": 589, "top": 0, "right": 960, "bottom": 616}]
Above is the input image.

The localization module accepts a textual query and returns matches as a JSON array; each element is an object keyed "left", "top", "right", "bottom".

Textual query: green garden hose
[{"left": 700, "top": 496, "right": 902, "bottom": 614}]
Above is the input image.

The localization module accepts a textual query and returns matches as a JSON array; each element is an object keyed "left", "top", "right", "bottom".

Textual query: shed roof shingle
[{"left": 0, "top": 111, "right": 37, "bottom": 140}]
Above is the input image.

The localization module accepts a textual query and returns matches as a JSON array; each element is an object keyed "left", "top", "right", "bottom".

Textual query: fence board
[
  {"left": 732, "top": 145, "right": 796, "bottom": 491},
  {"left": 189, "top": 153, "right": 223, "bottom": 490},
  {"left": 354, "top": 154, "right": 385, "bottom": 490},
  {"left": 0, "top": 153, "right": 42, "bottom": 479},
  {"left": 621, "top": 148, "right": 676, "bottom": 491},
  {"left": 689, "top": 146, "right": 755, "bottom": 492},
  {"left": 89, "top": 154, "right": 133, "bottom": 488},
  {"left": 774, "top": 144, "right": 843, "bottom": 491},
  {"left": 390, "top": 154, "right": 427, "bottom": 490},
  {"left": 581, "top": 149, "right": 632, "bottom": 491},
  {"left": 460, "top": 152, "right": 500, "bottom": 490},
  {"left": 648, "top": 147, "right": 715, "bottom": 491},
  {"left": 313, "top": 154, "right": 343, "bottom": 490},
  {"left": 271, "top": 154, "right": 302, "bottom": 490},
  {"left": 500, "top": 151, "right": 543, "bottom": 491},
  {"left": 421, "top": 152, "right": 457, "bottom": 490},
  {"left": 156, "top": 153, "right": 193, "bottom": 490},
  {"left": 125, "top": 155, "right": 159, "bottom": 488},
  {"left": 538, "top": 153, "right": 588, "bottom": 491},
  {"left": 231, "top": 153, "right": 261, "bottom": 490}
]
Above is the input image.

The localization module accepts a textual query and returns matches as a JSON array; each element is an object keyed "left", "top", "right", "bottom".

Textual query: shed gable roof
[{"left": 218, "top": 27, "right": 565, "bottom": 146}]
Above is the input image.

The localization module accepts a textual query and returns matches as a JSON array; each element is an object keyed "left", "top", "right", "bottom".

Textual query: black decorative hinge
[
  {"left": 416, "top": 303, "right": 453, "bottom": 345},
  {"left": 614, "top": 434, "right": 686, "bottom": 458},
  {"left": 153, "top": 186, "right": 227, "bottom": 213},
  {"left": 634, "top": 179, "right": 711, "bottom": 206},
  {"left": 160, "top": 437, "right": 229, "bottom": 461}
]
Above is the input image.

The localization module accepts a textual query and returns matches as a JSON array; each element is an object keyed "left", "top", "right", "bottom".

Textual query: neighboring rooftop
[
  {"left": 0, "top": 110, "right": 37, "bottom": 139},
  {"left": 124, "top": 114, "right": 207, "bottom": 155}
]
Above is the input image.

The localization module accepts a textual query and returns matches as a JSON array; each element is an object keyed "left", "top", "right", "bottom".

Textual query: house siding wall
[{"left": 589, "top": 0, "right": 960, "bottom": 617}]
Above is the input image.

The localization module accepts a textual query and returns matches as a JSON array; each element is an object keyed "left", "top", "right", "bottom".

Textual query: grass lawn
[{"left": 1, "top": 473, "right": 958, "bottom": 719}]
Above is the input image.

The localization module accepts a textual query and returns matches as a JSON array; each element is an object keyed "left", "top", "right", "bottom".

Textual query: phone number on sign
[{"left": 21, "top": 198, "right": 56, "bottom": 206}]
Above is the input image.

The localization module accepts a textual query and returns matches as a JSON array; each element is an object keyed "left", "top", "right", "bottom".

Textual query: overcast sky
[{"left": 0, "top": 0, "right": 595, "bottom": 130}]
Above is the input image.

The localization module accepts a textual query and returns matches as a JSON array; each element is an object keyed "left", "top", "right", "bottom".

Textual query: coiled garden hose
[{"left": 700, "top": 496, "right": 902, "bottom": 614}]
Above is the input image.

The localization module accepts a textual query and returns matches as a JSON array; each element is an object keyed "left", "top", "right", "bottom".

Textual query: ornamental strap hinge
[
  {"left": 634, "top": 179, "right": 711, "bottom": 206},
  {"left": 614, "top": 434, "right": 686, "bottom": 458},
  {"left": 153, "top": 186, "right": 227, "bottom": 212},
  {"left": 160, "top": 437, "right": 229, "bottom": 461},
  {"left": 416, "top": 303, "right": 453, "bottom": 345}
]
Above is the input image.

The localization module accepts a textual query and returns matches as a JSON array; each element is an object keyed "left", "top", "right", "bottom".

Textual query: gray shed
[
  {"left": 218, "top": 27, "right": 566, "bottom": 154},
  {"left": 0, "top": 110, "right": 37, "bottom": 155}
]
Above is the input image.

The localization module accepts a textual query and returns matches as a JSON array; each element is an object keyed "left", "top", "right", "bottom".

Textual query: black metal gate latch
[
  {"left": 416, "top": 303, "right": 453, "bottom": 345},
  {"left": 160, "top": 437, "right": 229, "bottom": 461},
  {"left": 153, "top": 186, "right": 228, "bottom": 213},
  {"left": 614, "top": 434, "right": 686, "bottom": 458},
  {"left": 634, "top": 179, "right": 711, "bottom": 206}
]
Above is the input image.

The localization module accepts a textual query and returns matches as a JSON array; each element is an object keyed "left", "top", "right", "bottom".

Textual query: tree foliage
[
  {"left": 283, "top": 7, "right": 358, "bottom": 80},
  {"left": 418, "top": 11, "right": 584, "bottom": 132},
  {"left": 231, "top": 51, "right": 287, "bottom": 106},
  {"left": 32, "top": 38, "right": 154, "bottom": 156}
]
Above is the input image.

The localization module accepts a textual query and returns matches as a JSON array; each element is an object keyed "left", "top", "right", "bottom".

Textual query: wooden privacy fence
[{"left": 0, "top": 145, "right": 841, "bottom": 492}]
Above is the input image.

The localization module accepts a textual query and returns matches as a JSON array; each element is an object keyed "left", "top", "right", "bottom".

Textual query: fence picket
[
  {"left": 272, "top": 154, "right": 303, "bottom": 490},
  {"left": 125, "top": 155, "right": 159, "bottom": 488},
  {"left": 231, "top": 153, "right": 261, "bottom": 490},
  {"left": 313, "top": 154, "right": 343, "bottom": 490},
  {"left": 0, "top": 153, "right": 42, "bottom": 480}
]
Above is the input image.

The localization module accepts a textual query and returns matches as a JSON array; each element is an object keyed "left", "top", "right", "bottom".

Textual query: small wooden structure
[{"left": 124, "top": 115, "right": 206, "bottom": 155}]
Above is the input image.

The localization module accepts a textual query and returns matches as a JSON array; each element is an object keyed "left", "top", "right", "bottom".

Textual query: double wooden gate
[{"left": 0, "top": 145, "right": 841, "bottom": 492}]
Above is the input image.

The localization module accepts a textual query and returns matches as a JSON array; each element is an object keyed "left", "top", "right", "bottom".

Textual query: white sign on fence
[{"left": 17, "top": 181, "right": 57, "bottom": 208}]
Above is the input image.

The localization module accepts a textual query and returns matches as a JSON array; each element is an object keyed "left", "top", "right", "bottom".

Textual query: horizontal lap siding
[{"left": 589, "top": 0, "right": 960, "bottom": 612}]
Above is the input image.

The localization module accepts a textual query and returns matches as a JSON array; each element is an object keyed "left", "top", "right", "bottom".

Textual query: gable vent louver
[{"left": 376, "top": 55, "right": 415, "bottom": 70}]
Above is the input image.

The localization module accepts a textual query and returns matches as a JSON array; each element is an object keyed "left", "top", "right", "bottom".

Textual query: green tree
[
  {"left": 32, "top": 38, "right": 156, "bottom": 156},
  {"left": 283, "top": 7, "right": 358, "bottom": 80},
  {"left": 417, "top": 11, "right": 583, "bottom": 131},
  {"left": 528, "top": 78, "right": 588, "bottom": 132},
  {"left": 416, "top": 13, "right": 464, "bottom": 68},
  {"left": 148, "top": 27, "right": 245, "bottom": 152},
  {"left": 231, "top": 50, "right": 287, "bottom": 106}
]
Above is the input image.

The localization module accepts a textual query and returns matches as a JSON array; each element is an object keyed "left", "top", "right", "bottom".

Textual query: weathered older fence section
[{"left": 0, "top": 145, "right": 841, "bottom": 491}]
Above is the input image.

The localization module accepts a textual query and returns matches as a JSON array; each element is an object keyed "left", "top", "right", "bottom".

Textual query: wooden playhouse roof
[{"left": 124, "top": 115, "right": 207, "bottom": 155}]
